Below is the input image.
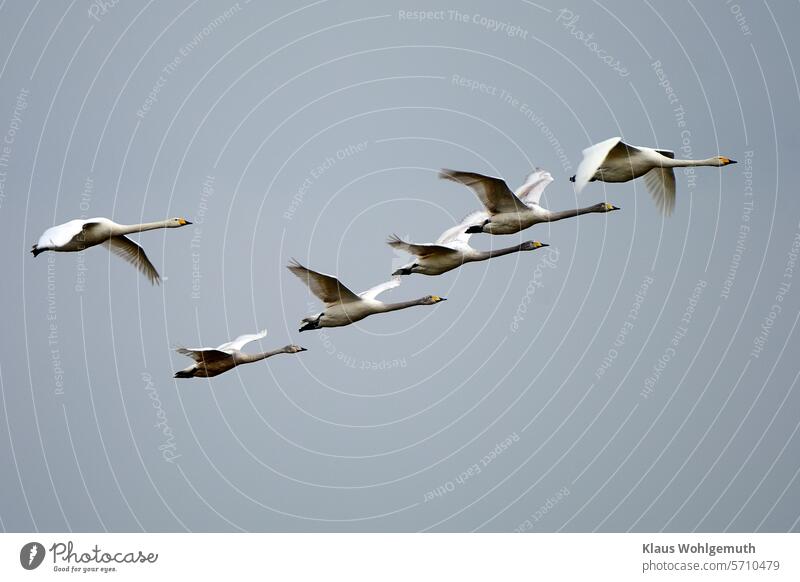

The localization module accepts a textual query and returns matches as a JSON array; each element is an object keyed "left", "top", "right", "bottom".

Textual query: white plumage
[{"left": 572, "top": 137, "right": 736, "bottom": 215}]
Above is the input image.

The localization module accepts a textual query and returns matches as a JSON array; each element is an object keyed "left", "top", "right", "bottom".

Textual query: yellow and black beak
[
  {"left": 533, "top": 242, "right": 549, "bottom": 249},
  {"left": 720, "top": 157, "right": 737, "bottom": 165},
  {"left": 605, "top": 203, "right": 620, "bottom": 211},
  {"left": 431, "top": 296, "right": 447, "bottom": 302},
  {"left": 179, "top": 218, "right": 192, "bottom": 226}
]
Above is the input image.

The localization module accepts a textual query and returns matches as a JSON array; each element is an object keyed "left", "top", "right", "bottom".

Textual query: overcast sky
[{"left": 1, "top": 0, "right": 799, "bottom": 532}]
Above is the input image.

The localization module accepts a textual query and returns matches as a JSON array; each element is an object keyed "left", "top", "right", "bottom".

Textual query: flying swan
[
  {"left": 439, "top": 168, "right": 619, "bottom": 235},
  {"left": 287, "top": 260, "right": 446, "bottom": 331},
  {"left": 570, "top": 137, "right": 736, "bottom": 215},
  {"left": 31, "top": 217, "right": 192, "bottom": 284},
  {"left": 173, "top": 329, "right": 306, "bottom": 378},
  {"left": 388, "top": 212, "right": 549, "bottom": 276}
]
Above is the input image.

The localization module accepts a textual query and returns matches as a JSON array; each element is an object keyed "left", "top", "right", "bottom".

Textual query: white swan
[
  {"left": 570, "top": 137, "right": 736, "bottom": 215},
  {"left": 173, "top": 329, "right": 306, "bottom": 378},
  {"left": 287, "top": 260, "right": 446, "bottom": 331},
  {"left": 440, "top": 168, "right": 619, "bottom": 235},
  {"left": 32, "top": 216, "right": 192, "bottom": 284},
  {"left": 388, "top": 212, "right": 549, "bottom": 276}
]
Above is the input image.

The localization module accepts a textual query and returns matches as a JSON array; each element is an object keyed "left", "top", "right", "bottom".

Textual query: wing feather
[
  {"left": 574, "top": 137, "right": 642, "bottom": 192},
  {"left": 37, "top": 219, "right": 97, "bottom": 248},
  {"left": 435, "top": 210, "right": 486, "bottom": 246},
  {"left": 439, "top": 169, "right": 527, "bottom": 214},
  {"left": 387, "top": 235, "right": 458, "bottom": 258},
  {"left": 643, "top": 167, "right": 676, "bottom": 216},
  {"left": 103, "top": 235, "right": 161, "bottom": 284},
  {"left": 514, "top": 168, "right": 554, "bottom": 205},
  {"left": 175, "top": 347, "right": 233, "bottom": 363},
  {"left": 216, "top": 329, "right": 267, "bottom": 352},
  {"left": 359, "top": 277, "right": 401, "bottom": 301},
  {"left": 287, "top": 260, "right": 361, "bottom": 306}
]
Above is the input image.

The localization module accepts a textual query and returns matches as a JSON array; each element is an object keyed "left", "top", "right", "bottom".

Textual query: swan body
[
  {"left": 32, "top": 216, "right": 191, "bottom": 284},
  {"left": 173, "top": 329, "right": 306, "bottom": 378},
  {"left": 439, "top": 168, "right": 618, "bottom": 235},
  {"left": 288, "top": 260, "right": 446, "bottom": 331},
  {"left": 388, "top": 211, "right": 549, "bottom": 276},
  {"left": 571, "top": 137, "right": 736, "bottom": 215}
]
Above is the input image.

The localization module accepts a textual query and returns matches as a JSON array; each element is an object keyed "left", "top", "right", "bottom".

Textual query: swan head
[
  {"left": 601, "top": 203, "right": 620, "bottom": 212},
  {"left": 422, "top": 295, "right": 447, "bottom": 305},
  {"left": 522, "top": 241, "right": 549, "bottom": 251},
  {"left": 285, "top": 345, "right": 307, "bottom": 353},
  {"left": 717, "top": 156, "right": 737, "bottom": 166},
  {"left": 169, "top": 217, "right": 193, "bottom": 227}
]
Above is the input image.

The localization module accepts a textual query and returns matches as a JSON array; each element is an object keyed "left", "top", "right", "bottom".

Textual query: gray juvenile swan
[
  {"left": 439, "top": 168, "right": 618, "bottom": 235},
  {"left": 31, "top": 216, "right": 192, "bottom": 284},
  {"left": 388, "top": 212, "right": 549, "bottom": 276},
  {"left": 173, "top": 329, "right": 306, "bottom": 378},
  {"left": 570, "top": 137, "right": 736, "bottom": 215},
  {"left": 288, "top": 260, "right": 446, "bottom": 331}
]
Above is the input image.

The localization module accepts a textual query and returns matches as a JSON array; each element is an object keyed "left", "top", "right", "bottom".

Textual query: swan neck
[
  {"left": 546, "top": 206, "right": 599, "bottom": 221},
  {"left": 237, "top": 348, "right": 286, "bottom": 364},
  {"left": 479, "top": 244, "right": 528, "bottom": 260},
  {"left": 380, "top": 298, "right": 426, "bottom": 312},
  {"left": 117, "top": 220, "right": 173, "bottom": 234},
  {"left": 664, "top": 157, "right": 719, "bottom": 168}
]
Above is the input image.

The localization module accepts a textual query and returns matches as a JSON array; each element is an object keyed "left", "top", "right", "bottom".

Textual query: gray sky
[{"left": 1, "top": 0, "right": 799, "bottom": 532}]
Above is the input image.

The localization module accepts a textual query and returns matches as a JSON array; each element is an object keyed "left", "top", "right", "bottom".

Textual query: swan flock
[{"left": 32, "top": 133, "right": 736, "bottom": 377}]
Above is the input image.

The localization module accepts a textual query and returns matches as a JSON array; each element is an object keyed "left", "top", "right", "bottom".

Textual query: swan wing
[
  {"left": 36, "top": 219, "right": 101, "bottom": 248},
  {"left": 287, "top": 260, "right": 361, "bottom": 306},
  {"left": 103, "top": 235, "right": 161, "bottom": 284},
  {"left": 603, "top": 139, "right": 642, "bottom": 160},
  {"left": 216, "top": 329, "right": 267, "bottom": 352},
  {"left": 359, "top": 277, "right": 401, "bottom": 301},
  {"left": 175, "top": 347, "right": 233, "bottom": 363},
  {"left": 514, "top": 168, "right": 554, "bottom": 205},
  {"left": 387, "top": 235, "right": 459, "bottom": 258},
  {"left": 439, "top": 169, "right": 527, "bottom": 214},
  {"left": 574, "top": 137, "right": 642, "bottom": 191},
  {"left": 643, "top": 167, "right": 676, "bottom": 216},
  {"left": 435, "top": 210, "right": 487, "bottom": 246}
]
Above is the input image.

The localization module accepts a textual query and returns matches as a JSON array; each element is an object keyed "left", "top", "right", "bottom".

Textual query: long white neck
[
  {"left": 662, "top": 157, "right": 721, "bottom": 168},
  {"left": 546, "top": 204, "right": 606, "bottom": 222},
  {"left": 472, "top": 243, "right": 530, "bottom": 262},
  {"left": 116, "top": 220, "right": 174, "bottom": 235},
  {"left": 377, "top": 298, "right": 428, "bottom": 313},
  {"left": 236, "top": 347, "right": 291, "bottom": 364}
]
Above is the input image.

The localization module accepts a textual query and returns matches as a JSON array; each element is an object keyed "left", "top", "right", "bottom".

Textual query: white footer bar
[{"left": 1, "top": 533, "right": 797, "bottom": 581}]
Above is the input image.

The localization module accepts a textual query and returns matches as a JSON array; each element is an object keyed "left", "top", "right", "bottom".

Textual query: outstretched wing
[
  {"left": 36, "top": 219, "right": 100, "bottom": 248},
  {"left": 216, "top": 329, "right": 267, "bottom": 352},
  {"left": 359, "top": 277, "right": 401, "bottom": 301},
  {"left": 573, "top": 137, "right": 642, "bottom": 192},
  {"left": 387, "top": 235, "right": 459, "bottom": 258},
  {"left": 439, "top": 169, "right": 528, "bottom": 214},
  {"left": 287, "top": 259, "right": 361, "bottom": 306},
  {"left": 643, "top": 167, "right": 676, "bottom": 216},
  {"left": 175, "top": 347, "right": 233, "bottom": 363},
  {"left": 514, "top": 168, "right": 554, "bottom": 206},
  {"left": 436, "top": 210, "right": 487, "bottom": 246},
  {"left": 103, "top": 235, "right": 161, "bottom": 284}
]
